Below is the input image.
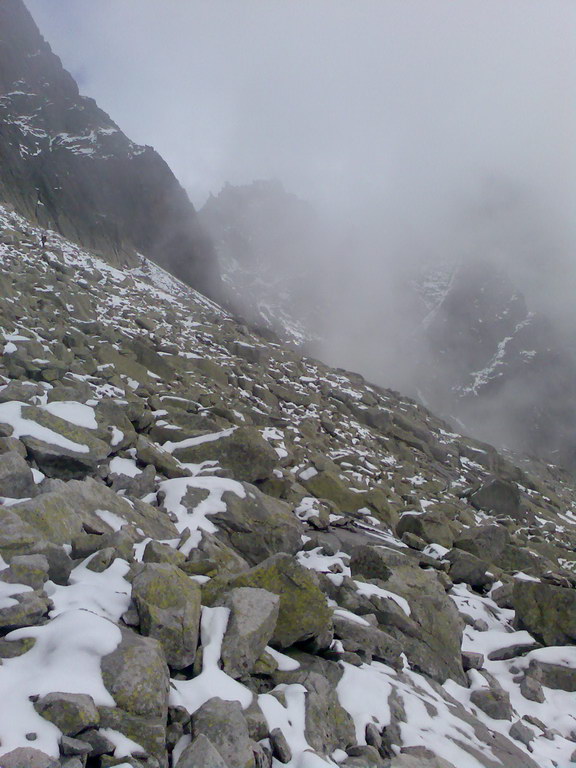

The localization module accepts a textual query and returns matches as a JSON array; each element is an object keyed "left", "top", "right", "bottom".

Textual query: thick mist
[{"left": 27, "top": 0, "right": 576, "bottom": 453}]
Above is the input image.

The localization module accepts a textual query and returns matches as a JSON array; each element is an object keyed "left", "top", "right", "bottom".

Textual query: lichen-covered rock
[
  {"left": 445, "top": 549, "right": 493, "bottom": 589},
  {"left": 100, "top": 626, "right": 169, "bottom": 722},
  {"left": 170, "top": 426, "right": 277, "bottom": 483},
  {"left": 453, "top": 524, "right": 510, "bottom": 563},
  {"left": 396, "top": 509, "right": 454, "bottom": 548},
  {"left": 333, "top": 614, "right": 403, "bottom": 668},
  {"left": 0, "top": 450, "right": 37, "bottom": 498},
  {"left": 303, "top": 672, "right": 356, "bottom": 755},
  {"left": 135, "top": 434, "right": 191, "bottom": 479},
  {"left": 512, "top": 581, "right": 576, "bottom": 645},
  {"left": 213, "top": 483, "right": 304, "bottom": 565},
  {"left": 216, "top": 587, "right": 280, "bottom": 678},
  {"left": 0, "top": 748, "right": 59, "bottom": 768},
  {"left": 0, "top": 590, "right": 49, "bottom": 631},
  {"left": 301, "top": 469, "right": 367, "bottom": 513},
  {"left": 132, "top": 563, "right": 202, "bottom": 669},
  {"left": 33, "top": 692, "right": 99, "bottom": 735},
  {"left": 229, "top": 553, "right": 333, "bottom": 649},
  {"left": 190, "top": 697, "right": 255, "bottom": 768},
  {"left": 384, "top": 565, "right": 466, "bottom": 684},
  {"left": 349, "top": 545, "right": 392, "bottom": 582},
  {"left": 470, "top": 688, "right": 513, "bottom": 720},
  {"left": 469, "top": 478, "right": 520, "bottom": 518},
  {"left": 16, "top": 405, "right": 111, "bottom": 479}
]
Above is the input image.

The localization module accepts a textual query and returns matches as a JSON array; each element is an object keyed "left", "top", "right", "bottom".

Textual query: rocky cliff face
[
  {"left": 416, "top": 260, "right": 576, "bottom": 469},
  {"left": 0, "top": 204, "right": 576, "bottom": 768},
  {"left": 0, "top": 0, "right": 221, "bottom": 300}
]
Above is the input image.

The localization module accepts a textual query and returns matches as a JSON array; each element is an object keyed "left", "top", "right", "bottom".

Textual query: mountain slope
[
  {"left": 0, "top": 0, "right": 221, "bottom": 300},
  {"left": 0, "top": 205, "right": 575, "bottom": 767}
]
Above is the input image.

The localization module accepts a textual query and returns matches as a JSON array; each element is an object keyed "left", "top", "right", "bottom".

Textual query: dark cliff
[{"left": 0, "top": 0, "right": 221, "bottom": 299}]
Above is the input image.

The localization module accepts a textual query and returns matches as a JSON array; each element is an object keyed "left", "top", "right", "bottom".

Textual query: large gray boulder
[
  {"left": 213, "top": 483, "right": 304, "bottom": 565},
  {"left": 170, "top": 426, "right": 277, "bottom": 483},
  {"left": 0, "top": 748, "right": 59, "bottom": 768},
  {"left": 469, "top": 478, "right": 520, "bottom": 518},
  {"left": 229, "top": 553, "right": 333, "bottom": 649},
  {"left": 453, "top": 524, "right": 510, "bottom": 563},
  {"left": 0, "top": 450, "right": 37, "bottom": 498},
  {"left": 176, "top": 734, "right": 228, "bottom": 768},
  {"left": 191, "top": 698, "right": 255, "bottom": 768},
  {"left": 132, "top": 563, "right": 202, "bottom": 669},
  {"left": 216, "top": 587, "right": 280, "bottom": 678},
  {"left": 513, "top": 581, "right": 576, "bottom": 645},
  {"left": 33, "top": 692, "right": 99, "bottom": 736},
  {"left": 396, "top": 509, "right": 454, "bottom": 548}
]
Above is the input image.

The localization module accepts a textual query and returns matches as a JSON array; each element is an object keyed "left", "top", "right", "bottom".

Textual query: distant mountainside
[
  {"left": 0, "top": 0, "right": 221, "bottom": 300},
  {"left": 200, "top": 180, "right": 323, "bottom": 345},
  {"left": 416, "top": 260, "right": 576, "bottom": 470},
  {"left": 206, "top": 183, "right": 576, "bottom": 469}
]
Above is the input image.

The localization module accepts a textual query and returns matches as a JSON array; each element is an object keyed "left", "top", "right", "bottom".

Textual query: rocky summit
[
  {"left": 0, "top": 3, "right": 576, "bottom": 768},
  {"left": 0, "top": 203, "right": 576, "bottom": 768}
]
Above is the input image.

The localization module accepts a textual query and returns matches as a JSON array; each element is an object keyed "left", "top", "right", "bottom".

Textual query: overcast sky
[{"left": 26, "top": 0, "right": 575, "bottom": 220}]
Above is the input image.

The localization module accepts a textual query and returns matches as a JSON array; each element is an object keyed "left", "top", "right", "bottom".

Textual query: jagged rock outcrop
[{"left": 0, "top": 0, "right": 221, "bottom": 300}]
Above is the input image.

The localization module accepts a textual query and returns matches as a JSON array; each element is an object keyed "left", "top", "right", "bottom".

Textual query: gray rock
[
  {"left": 175, "top": 734, "right": 229, "bottom": 768},
  {"left": 34, "top": 692, "right": 99, "bottom": 736},
  {"left": 2, "top": 554, "right": 49, "bottom": 590},
  {"left": 132, "top": 563, "right": 202, "bottom": 669},
  {"left": 512, "top": 580, "right": 576, "bottom": 645},
  {"left": 509, "top": 719, "right": 535, "bottom": 748},
  {"left": 100, "top": 626, "right": 170, "bottom": 722},
  {"left": 229, "top": 554, "right": 333, "bottom": 649},
  {"left": 462, "top": 651, "right": 484, "bottom": 671},
  {"left": 59, "top": 735, "right": 93, "bottom": 756},
  {"left": 0, "top": 590, "right": 49, "bottom": 631},
  {"left": 445, "top": 549, "right": 493, "bottom": 589},
  {"left": 0, "top": 451, "right": 37, "bottom": 498},
  {"left": 171, "top": 426, "right": 277, "bottom": 483},
  {"left": 527, "top": 657, "right": 576, "bottom": 691},
  {"left": 520, "top": 674, "right": 546, "bottom": 703},
  {"left": 469, "top": 478, "right": 520, "bottom": 518},
  {"left": 217, "top": 587, "right": 280, "bottom": 678},
  {"left": 0, "top": 748, "right": 59, "bottom": 767},
  {"left": 396, "top": 509, "right": 454, "bottom": 548},
  {"left": 333, "top": 614, "right": 403, "bottom": 668},
  {"left": 214, "top": 483, "right": 304, "bottom": 565},
  {"left": 135, "top": 435, "right": 191, "bottom": 479},
  {"left": 303, "top": 672, "right": 356, "bottom": 755},
  {"left": 349, "top": 545, "right": 392, "bottom": 582},
  {"left": 470, "top": 688, "right": 513, "bottom": 720},
  {"left": 191, "top": 698, "right": 255, "bottom": 768},
  {"left": 453, "top": 524, "right": 510, "bottom": 562},
  {"left": 269, "top": 728, "right": 292, "bottom": 764}
]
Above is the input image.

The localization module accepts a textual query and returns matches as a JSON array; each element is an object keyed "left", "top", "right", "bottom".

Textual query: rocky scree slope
[
  {"left": 0, "top": 0, "right": 221, "bottom": 301},
  {"left": 0, "top": 206, "right": 576, "bottom": 768}
]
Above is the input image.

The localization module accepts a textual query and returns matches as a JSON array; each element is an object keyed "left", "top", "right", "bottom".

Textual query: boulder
[
  {"left": 17, "top": 405, "right": 111, "bottom": 479},
  {"left": 303, "top": 672, "right": 356, "bottom": 755},
  {"left": 229, "top": 553, "right": 333, "bottom": 649},
  {"left": 469, "top": 478, "right": 520, "bottom": 518},
  {"left": 0, "top": 591, "right": 49, "bottom": 631},
  {"left": 384, "top": 565, "right": 466, "bottom": 684},
  {"left": 0, "top": 748, "right": 59, "bottom": 768},
  {"left": 470, "top": 688, "right": 513, "bottom": 720},
  {"left": 135, "top": 434, "right": 191, "bottom": 479},
  {"left": 453, "top": 524, "right": 510, "bottom": 563},
  {"left": 396, "top": 509, "right": 454, "bottom": 548},
  {"left": 349, "top": 545, "right": 392, "bottom": 582},
  {"left": 512, "top": 581, "right": 576, "bottom": 645},
  {"left": 527, "top": 657, "right": 576, "bottom": 691},
  {"left": 301, "top": 470, "right": 368, "bottom": 513},
  {"left": 332, "top": 614, "right": 403, "bottom": 668},
  {"left": 445, "top": 549, "right": 493, "bottom": 589},
  {"left": 132, "top": 563, "right": 202, "bottom": 669},
  {"left": 33, "top": 692, "right": 99, "bottom": 736},
  {"left": 191, "top": 698, "right": 255, "bottom": 768},
  {"left": 170, "top": 426, "right": 277, "bottom": 483},
  {"left": 216, "top": 587, "right": 280, "bottom": 678},
  {"left": 213, "top": 483, "right": 303, "bottom": 565},
  {"left": 0, "top": 451, "right": 36, "bottom": 498},
  {"left": 175, "top": 734, "right": 228, "bottom": 768},
  {"left": 100, "top": 626, "right": 170, "bottom": 722}
]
